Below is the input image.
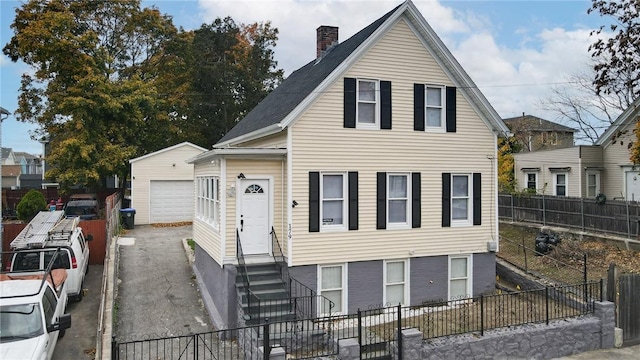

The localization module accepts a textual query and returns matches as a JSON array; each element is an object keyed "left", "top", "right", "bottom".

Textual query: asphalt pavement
[
  {"left": 114, "top": 224, "right": 212, "bottom": 342},
  {"left": 52, "top": 264, "right": 102, "bottom": 360}
]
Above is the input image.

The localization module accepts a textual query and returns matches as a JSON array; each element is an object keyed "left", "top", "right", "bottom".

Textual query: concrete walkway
[
  {"left": 554, "top": 344, "right": 640, "bottom": 359},
  {"left": 114, "top": 224, "right": 212, "bottom": 341}
]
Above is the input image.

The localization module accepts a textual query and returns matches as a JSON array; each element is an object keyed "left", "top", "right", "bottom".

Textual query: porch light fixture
[
  {"left": 292, "top": 200, "right": 298, "bottom": 208},
  {"left": 237, "top": 173, "right": 246, "bottom": 179}
]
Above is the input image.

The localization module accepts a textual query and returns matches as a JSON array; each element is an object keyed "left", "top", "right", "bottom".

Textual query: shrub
[{"left": 16, "top": 189, "right": 47, "bottom": 222}]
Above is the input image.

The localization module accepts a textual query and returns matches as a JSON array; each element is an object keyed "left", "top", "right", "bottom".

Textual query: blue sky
[{"left": 1, "top": 0, "right": 610, "bottom": 155}]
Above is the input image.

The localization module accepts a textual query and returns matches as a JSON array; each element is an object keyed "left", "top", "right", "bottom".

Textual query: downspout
[
  {"left": 287, "top": 129, "right": 293, "bottom": 267},
  {"left": 578, "top": 147, "right": 583, "bottom": 197}
]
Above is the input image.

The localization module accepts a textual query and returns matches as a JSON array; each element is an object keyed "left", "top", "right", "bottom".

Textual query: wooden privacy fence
[{"left": 498, "top": 194, "right": 640, "bottom": 238}]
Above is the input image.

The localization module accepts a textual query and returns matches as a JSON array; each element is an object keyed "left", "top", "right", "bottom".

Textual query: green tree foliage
[
  {"left": 4, "top": 1, "right": 283, "bottom": 191},
  {"left": 16, "top": 190, "right": 47, "bottom": 222},
  {"left": 187, "top": 18, "right": 283, "bottom": 146}
]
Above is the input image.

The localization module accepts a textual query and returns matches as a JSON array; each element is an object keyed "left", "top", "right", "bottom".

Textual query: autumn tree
[
  {"left": 498, "top": 136, "right": 521, "bottom": 193},
  {"left": 3, "top": 0, "right": 180, "bottom": 190}
]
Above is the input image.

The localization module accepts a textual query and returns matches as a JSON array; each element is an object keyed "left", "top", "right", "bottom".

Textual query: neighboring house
[
  {"left": 503, "top": 114, "right": 575, "bottom": 152},
  {"left": 129, "top": 142, "right": 206, "bottom": 225},
  {"left": 1, "top": 165, "right": 22, "bottom": 189},
  {"left": 14, "top": 151, "right": 44, "bottom": 189},
  {"left": 513, "top": 98, "right": 640, "bottom": 201},
  {"left": 1, "top": 147, "right": 17, "bottom": 165},
  {"left": 188, "top": 0, "right": 509, "bottom": 328}
]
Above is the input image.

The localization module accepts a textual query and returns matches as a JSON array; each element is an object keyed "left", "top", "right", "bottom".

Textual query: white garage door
[{"left": 150, "top": 180, "right": 194, "bottom": 223}]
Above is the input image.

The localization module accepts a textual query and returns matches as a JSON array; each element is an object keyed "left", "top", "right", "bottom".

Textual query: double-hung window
[
  {"left": 425, "top": 85, "right": 444, "bottom": 130},
  {"left": 586, "top": 172, "right": 600, "bottom": 197},
  {"left": 357, "top": 79, "right": 379, "bottom": 128},
  {"left": 554, "top": 173, "right": 567, "bottom": 196},
  {"left": 388, "top": 174, "right": 410, "bottom": 227},
  {"left": 451, "top": 174, "right": 471, "bottom": 224},
  {"left": 321, "top": 174, "right": 347, "bottom": 230},
  {"left": 449, "top": 255, "right": 471, "bottom": 300},
  {"left": 319, "top": 264, "right": 345, "bottom": 314},
  {"left": 196, "top": 176, "right": 220, "bottom": 228},
  {"left": 526, "top": 172, "right": 537, "bottom": 191},
  {"left": 384, "top": 260, "right": 408, "bottom": 306}
]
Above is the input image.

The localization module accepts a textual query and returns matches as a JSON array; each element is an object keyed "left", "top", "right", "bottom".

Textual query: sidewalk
[
  {"left": 114, "top": 224, "right": 212, "bottom": 341},
  {"left": 554, "top": 344, "right": 640, "bottom": 359}
]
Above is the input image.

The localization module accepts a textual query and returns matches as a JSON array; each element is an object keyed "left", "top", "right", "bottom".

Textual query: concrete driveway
[
  {"left": 52, "top": 265, "right": 102, "bottom": 360},
  {"left": 114, "top": 224, "right": 212, "bottom": 342}
]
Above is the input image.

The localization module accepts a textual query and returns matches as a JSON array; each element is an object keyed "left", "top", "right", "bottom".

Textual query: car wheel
[{"left": 59, "top": 329, "right": 66, "bottom": 338}]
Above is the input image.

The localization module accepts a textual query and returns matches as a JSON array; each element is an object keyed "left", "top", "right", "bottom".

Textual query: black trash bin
[{"left": 120, "top": 208, "right": 136, "bottom": 229}]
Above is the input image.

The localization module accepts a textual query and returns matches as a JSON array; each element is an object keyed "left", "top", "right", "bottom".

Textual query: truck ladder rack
[
  {"left": 10, "top": 211, "right": 66, "bottom": 249},
  {"left": 48, "top": 217, "right": 80, "bottom": 242}
]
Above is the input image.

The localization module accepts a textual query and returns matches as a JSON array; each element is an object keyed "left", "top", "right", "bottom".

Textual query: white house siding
[
  {"left": 223, "top": 158, "right": 287, "bottom": 260},
  {"left": 193, "top": 162, "right": 223, "bottom": 265},
  {"left": 289, "top": 19, "right": 498, "bottom": 266},
  {"left": 238, "top": 132, "right": 287, "bottom": 148},
  {"left": 579, "top": 146, "right": 604, "bottom": 197},
  {"left": 602, "top": 120, "right": 637, "bottom": 199},
  {"left": 130, "top": 143, "right": 204, "bottom": 224},
  {"left": 513, "top": 147, "right": 580, "bottom": 196}
]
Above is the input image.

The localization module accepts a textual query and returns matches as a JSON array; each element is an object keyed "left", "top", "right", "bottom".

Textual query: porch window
[
  {"left": 196, "top": 176, "right": 219, "bottom": 228},
  {"left": 319, "top": 265, "right": 345, "bottom": 314}
]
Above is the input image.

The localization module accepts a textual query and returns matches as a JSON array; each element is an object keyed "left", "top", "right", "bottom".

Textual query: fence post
[
  {"left": 545, "top": 286, "right": 549, "bottom": 325},
  {"left": 193, "top": 333, "right": 198, "bottom": 360},
  {"left": 397, "top": 304, "right": 403, "bottom": 360},
  {"left": 264, "top": 318, "right": 270, "bottom": 360},
  {"left": 583, "top": 254, "right": 587, "bottom": 284},
  {"left": 606, "top": 263, "right": 616, "bottom": 303},
  {"left": 480, "top": 294, "right": 484, "bottom": 336},
  {"left": 510, "top": 194, "right": 514, "bottom": 222},
  {"left": 357, "top": 309, "right": 362, "bottom": 355},
  {"left": 627, "top": 201, "right": 631, "bottom": 239},
  {"left": 581, "top": 198, "right": 585, "bottom": 232},
  {"left": 542, "top": 195, "right": 546, "bottom": 226},
  {"left": 522, "top": 238, "right": 528, "bottom": 273},
  {"left": 111, "top": 335, "right": 117, "bottom": 360}
]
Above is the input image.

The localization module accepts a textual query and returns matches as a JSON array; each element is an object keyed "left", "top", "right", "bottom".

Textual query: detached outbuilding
[{"left": 129, "top": 142, "right": 206, "bottom": 225}]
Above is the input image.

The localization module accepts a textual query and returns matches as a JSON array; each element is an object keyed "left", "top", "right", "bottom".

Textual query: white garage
[{"left": 130, "top": 142, "right": 206, "bottom": 225}]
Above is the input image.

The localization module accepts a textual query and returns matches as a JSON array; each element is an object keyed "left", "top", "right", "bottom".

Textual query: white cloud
[{"left": 196, "top": 0, "right": 601, "bottom": 124}]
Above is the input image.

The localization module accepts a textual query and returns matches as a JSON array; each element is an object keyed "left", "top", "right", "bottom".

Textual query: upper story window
[
  {"left": 452, "top": 174, "right": 471, "bottom": 224},
  {"left": 357, "top": 79, "right": 379, "bottom": 128},
  {"left": 344, "top": 78, "right": 391, "bottom": 130},
  {"left": 377, "top": 172, "right": 421, "bottom": 230},
  {"left": 414, "top": 85, "right": 456, "bottom": 133},
  {"left": 442, "top": 173, "right": 481, "bottom": 227},
  {"left": 425, "top": 85, "right": 444, "bottom": 130}
]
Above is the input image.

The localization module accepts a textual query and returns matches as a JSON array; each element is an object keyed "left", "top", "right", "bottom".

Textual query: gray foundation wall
[
  {"left": 193, "top": 244, "right": 238, "bottom": 328},
  {"left": 290, "top": 253, "right": 496, "bottom": 311}
]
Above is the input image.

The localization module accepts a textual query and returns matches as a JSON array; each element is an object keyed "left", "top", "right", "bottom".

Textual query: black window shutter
[
  {"left": 348, "top": 172, "right": 358, "bottom": 230},
  {"left": 309, "top": 172, "right": 320, "bottom": 232},
  {"left": 377, "top": 172, "right": 387, "bottom": 229},
  {"left": 412, "top": 172, "right": 421, "bottom": 228},
  {"left": 414, "top": 84, "right": 425, "bottom": 131},
  {"left": 344, "top": 78, "right": 356, "bottom": 128},
  {"left": 380, "top": 81, "right": 392, "bottom": 130},
  {"left": 473, "top": 173, "right": 481, "bottom": 226},
  {"left": 442, "top": 173, "right": 451, "bottom": 227},
  {"left": 446, "top": 86, "right": 456, "bottom": 133}
]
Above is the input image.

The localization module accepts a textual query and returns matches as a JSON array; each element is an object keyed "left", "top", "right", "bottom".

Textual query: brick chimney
[{"left": 317, "top": 26, "right": 338, "bottom": 58}]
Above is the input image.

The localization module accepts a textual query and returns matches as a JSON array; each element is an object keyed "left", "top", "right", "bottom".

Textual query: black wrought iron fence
[{"left": 113, "top": 281, "right": 602, "bottom": 359}]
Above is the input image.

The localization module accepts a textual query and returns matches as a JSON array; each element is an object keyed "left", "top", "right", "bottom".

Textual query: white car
[{"left": 0, "top": 265, "right": 71, "bottom": 360}]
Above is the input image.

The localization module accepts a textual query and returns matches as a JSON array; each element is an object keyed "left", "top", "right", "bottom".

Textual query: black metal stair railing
[
  {"left": 270, "top": 227, "right": 335, "bottom": 318},
  {"left": 236, "top": 229, "right": 261, "bottom": 323}
]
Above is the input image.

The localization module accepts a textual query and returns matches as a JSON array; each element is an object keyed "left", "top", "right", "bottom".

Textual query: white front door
[{"left": 238, "top": 179, "right": 270, "bottom": 255}]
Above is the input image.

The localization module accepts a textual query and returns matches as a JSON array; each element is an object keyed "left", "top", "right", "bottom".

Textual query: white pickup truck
[{"left": 0, "top": 250, "right": 72, "bottom": 360}]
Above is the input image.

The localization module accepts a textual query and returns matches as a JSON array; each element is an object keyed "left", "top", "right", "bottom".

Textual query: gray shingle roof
[
  {"left": 502, "top": 115, "right": 575, "bottom": 133},
  {"left": 216, "top": 4, "right": 401, "bottom": 145}
]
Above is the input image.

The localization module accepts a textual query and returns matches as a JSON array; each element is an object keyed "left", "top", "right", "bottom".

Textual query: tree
[
  {"left": 3, "top": 0, "right": 180, "bottom": 190},
  {"left": 187, "top": 18, "right": 283, "bottom": 147},
  {"left": 16, "top": 190, "right": 47, "bottom": 222},
  {"left": 498, "top": 136, "right": 521, "bottom": 193},
  {"left": 588, "top": 0, "right": 640, "bottom": 161}
]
